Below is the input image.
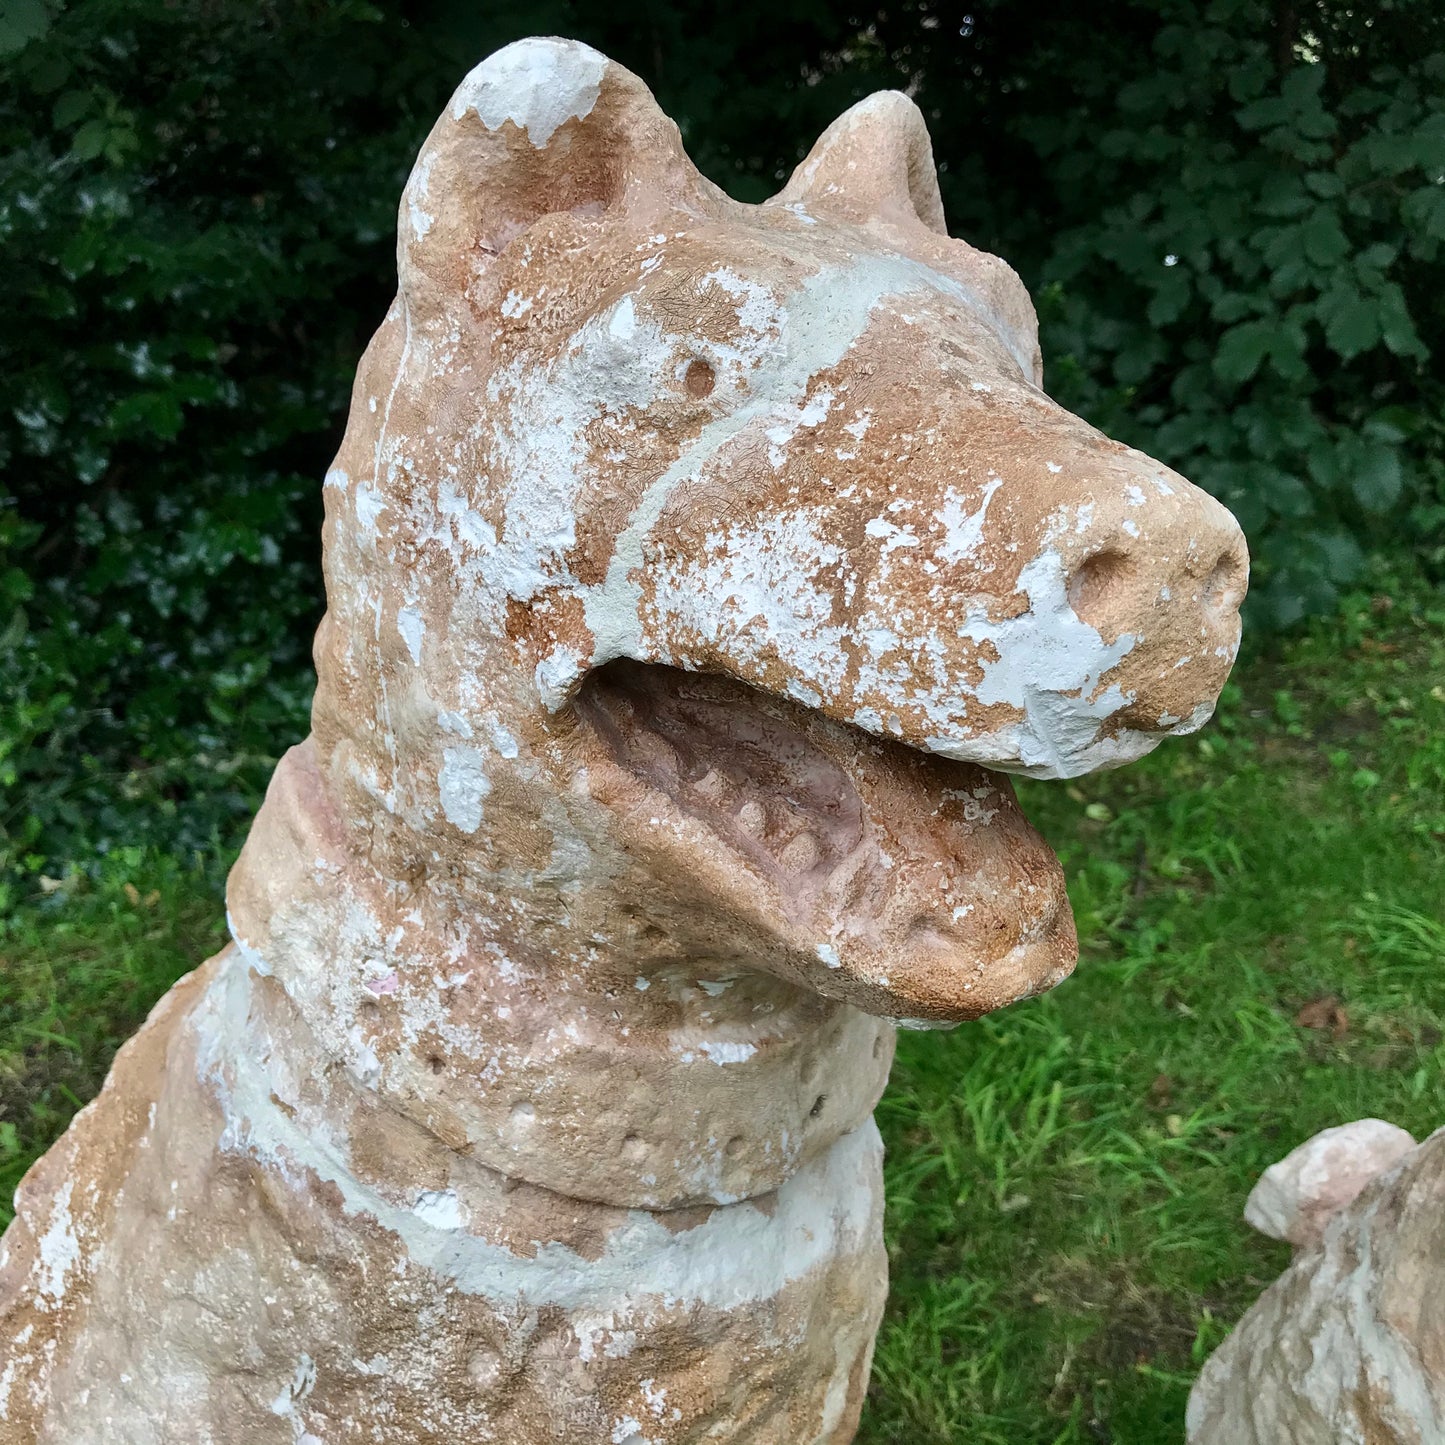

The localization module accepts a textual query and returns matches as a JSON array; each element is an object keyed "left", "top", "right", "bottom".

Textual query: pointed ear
[
  {"left": 775, "top": 91, "right": 948, "bottom": 233},
  {"left": 398, "top": 38, "right": 709, "bottom": 318}
]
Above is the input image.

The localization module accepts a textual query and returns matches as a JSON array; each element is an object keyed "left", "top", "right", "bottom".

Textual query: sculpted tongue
[{"left": 577, "top": 660, "right": 1077, "bottom": 1022}]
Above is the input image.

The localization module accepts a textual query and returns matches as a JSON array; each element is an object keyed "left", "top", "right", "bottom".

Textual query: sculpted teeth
[
  {"left": 691, "top": 767, "right": 731, "bottom": 803},
  {"left": 577, "top": 661, "right": 868, "bottom": 890},
  {"left": 630, "top": 730, "right": 677, "bottom": 774},
  {"left": 737, "top": 800, "right": 767, "bottom": 836},
  {"left": 779, "top": 833, "right": 821, "bottom": 876}
]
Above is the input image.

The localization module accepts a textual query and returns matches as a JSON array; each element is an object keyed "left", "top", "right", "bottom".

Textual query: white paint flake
[
  {"left": 413, "top": 1189, "right": 468, "bottom": 1230},
  {"left": 699, "top": 1040, "right": 758, "bottom": 1065},
  {"left": 451, "top": 38, "right": 608, "bottom": 149},
  {"left": 35, "top": 1181, "right": 80, "bottom": 1303},
  {"left": 936, "top": 477, "right": 1003, "bottom": 563},
  {"left": 919, "top": 548, "right": 1141, "bottom": 777},
  {"left": 270, "top": 1352, "right": 322, "bottom": 1445},
  {"left": 439, "top": 747, "right": 490, "bottom": 832},
  {"left": 396, "top": 605, "right": 426, "bottom": 664}
]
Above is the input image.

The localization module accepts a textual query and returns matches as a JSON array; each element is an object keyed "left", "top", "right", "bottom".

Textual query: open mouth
[{"left": 572, "top": 659, "right": 1078, "bottom": 1023}]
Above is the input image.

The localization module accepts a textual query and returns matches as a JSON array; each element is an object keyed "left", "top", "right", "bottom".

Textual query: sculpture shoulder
[{"left": 0, "top": 952, "right": 223, "bottom": 1435}]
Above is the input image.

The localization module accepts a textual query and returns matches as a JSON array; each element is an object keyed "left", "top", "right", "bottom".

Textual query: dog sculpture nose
[
  {"left": 1066, "top": 519, "right": 1248, "bottom": 641},
  {"left": 1062, "top": 462, "right": 1249, "bottom": 734}
]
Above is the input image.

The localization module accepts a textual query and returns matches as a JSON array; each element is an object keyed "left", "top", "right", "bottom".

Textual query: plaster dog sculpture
[
  {"left": 0, "top": 37, "right": 1248, "bottom": 1444},
  {"left": 1188, "top": 1120, "right": 1445, "bottom": 1445}
]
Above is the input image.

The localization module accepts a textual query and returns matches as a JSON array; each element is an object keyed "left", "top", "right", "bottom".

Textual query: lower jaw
[{"left": 571, "top": 659, "right": 1078, "bottom": 1021}]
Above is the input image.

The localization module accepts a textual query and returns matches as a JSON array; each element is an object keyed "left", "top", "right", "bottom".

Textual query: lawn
[{"left": 3, "top": 573, "right": 1443, "bottom": 1443}]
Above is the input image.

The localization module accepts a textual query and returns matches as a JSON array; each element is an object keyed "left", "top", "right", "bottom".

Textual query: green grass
[
  {"left": 2, "top": 575, "right": 1443, "bottom": 1443},
  {"left": 0, "top": 848, "right": 229, "bottom": 1210}
]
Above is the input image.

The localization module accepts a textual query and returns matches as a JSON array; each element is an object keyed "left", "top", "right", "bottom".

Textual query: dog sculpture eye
[{"left": 683, "top": 358, "right": 716, "bottom": 398}]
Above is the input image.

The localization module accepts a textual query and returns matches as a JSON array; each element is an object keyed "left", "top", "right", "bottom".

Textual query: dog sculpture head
[{"left": 311, "top": 37, "right": 1247, "bottom": 1026}]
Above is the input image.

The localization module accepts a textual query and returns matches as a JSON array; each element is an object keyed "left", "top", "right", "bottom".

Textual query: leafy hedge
[
  {"left": 1, "top": 0, "right": 1442, "bottom": 890},
  {"left": 985, "top": 1, "right": 1445, "bottom": 626}
]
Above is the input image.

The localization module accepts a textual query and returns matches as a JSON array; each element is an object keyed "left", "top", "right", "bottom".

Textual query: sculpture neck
[{"left": 225, "top": 739, "right": 896, "bottom": 1211}]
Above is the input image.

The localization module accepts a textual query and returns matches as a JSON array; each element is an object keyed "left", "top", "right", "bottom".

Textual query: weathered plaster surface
[
  {"left": 1189, "top": 1124, "right": 1445, "bottom": 1445},
  {"left": 0, "top": 36, "right": 1246, "bottom": 1443},
  {"left": 1244, "top": 1117, "right": 1417, "bottom": 1249}
]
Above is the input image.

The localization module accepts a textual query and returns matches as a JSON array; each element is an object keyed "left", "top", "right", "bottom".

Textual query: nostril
[
  {"left": 1067, "top": 549, "right": 1134, "bottom": 629},
  {"left": 1201, "top": 545, "right": 1248, "bottom": 617}
]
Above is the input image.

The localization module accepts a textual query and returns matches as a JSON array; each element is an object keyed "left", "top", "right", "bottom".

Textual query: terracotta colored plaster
[
  {"left": 0, "top": 37, "right": 1246, "bottom": 1443},
  {"left": 1190, "top": 1122, "right": 1445, "bottom": 1444}
]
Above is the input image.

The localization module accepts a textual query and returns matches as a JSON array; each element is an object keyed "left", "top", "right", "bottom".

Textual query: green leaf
[
  {"left": 0, "top": 0, "right": 50, "bottom": 56},
  {"left": 1268, "top": 320, "right": 1310, "bottom": 381},
  {"left": 1113, "top": 330, "right": 1164, "bottom": 385},
  {"left": 1362, "top": 132, "right": 1419, "bottom": 176},
  {"left": 1403, "top": 185, "right": 1445, "bottom": 242},
  {"left": 70, "top": 119, "right": 108, "bottom": 162},
  {"left": 1363, "top": 407, "right": 1421, "bottom": 444},
  {"left": 51, "top": 89, "right": 91, "bottom": 128},
  {"left": 1301, "top": 209, "right": 1349, "bottom": 266},
  {"left": 1304, "top": 172, "right": 1344, "bottom": 199},
  {"left": 1306, "top": 441, "right": 1340, "bottom": 492},
  {"left": 1146, "top": 270, "right": 1192, "bottom": 326},
  {"left": 1236, "top": 96, "right": 1286, "bottom": 133},
  {"left": 25, "top": 48, "right": 69, "bottom": 92},
  {"left": 1256, "top": 176, "right": 1310, "bottom": 218},
  {"left": 1352, "top": 447, "right": 1404, "bottom": 512},
  {"left": 108, "top": 391, "right": 185, "bottom": 440},
  {"left": 1320, "top": 289, "right": 1381, "bottom": 359},
  {"left": 1377, "top": 283, "right": 1427, "bottom": 359},
  {"left": 1212, "top": 292, "right": 1260, "bottom": 323},
  {"left": 1411, "top": 113, "right": 1445, "bottom": 168},
  {"left": 1213, "top": 321, "right": 1274, "bottom": 383},
  {"left": 1312, "top": 529, "right": 1365, "bottom": 582}
]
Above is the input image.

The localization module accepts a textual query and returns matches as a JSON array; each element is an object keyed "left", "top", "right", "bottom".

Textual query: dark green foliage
[
  {"left": 983, "top": 2, "right": 1445, "bottom": 629},
  {"left": 1, "top": 0, "right": 1442, "bottom": 885},
  {"left": 1, "top": 1, "right": 420, "bottom": 888}
]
